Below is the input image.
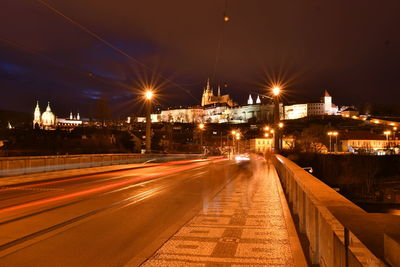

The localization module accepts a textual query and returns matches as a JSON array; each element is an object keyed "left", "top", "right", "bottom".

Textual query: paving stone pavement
[{"left": 141, "top": 161, "right": 305, "bottom": 266}]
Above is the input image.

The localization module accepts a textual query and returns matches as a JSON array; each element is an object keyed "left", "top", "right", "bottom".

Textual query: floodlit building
[
  {"left": 33, "top": 101, "right": 56, "bottom": 130},
  {"left": 151, "top": 80, "right": 277, "bottom": 124},
  {"left": 340, "top": 130, "right": 400, "bottom": 154},
  {"left": 33, "top": 101, "right": 84, "bottom": 130},
  {"left": 341, "top": 107, "right": 359, "bottom": 118},
  {"left": 284, "top": 90, "right": 339, "bottom": 120},
  {"left": 250, "top": 136, "right": 295, "bottom": 153},
  {"left": 201, "top": 79, "right": 234, "bottom": 107}
]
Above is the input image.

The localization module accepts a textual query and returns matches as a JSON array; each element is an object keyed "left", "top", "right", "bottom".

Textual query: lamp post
[
  {"left": 272, "top": 86, "right": 281, "bottom": 152},
  {"left": 145, "top": 90, "right": 153, "bottom": 153},
  {"left": 384, "top": 130, "right": 391, "bottom": 149},
  {"left": 199, "top": 123, "right": 205, "bottom": 153},
  {"left": 236, "top": 132, "right": 241, "bottom": 154},
  {"left": 231, "top": 130, "right": 236, "bottom": 155},
  {"left": 327, "top": 131, "right": 338, "bottom": 152},
  {"left": 333, "top": 131, "right": 338, "bottom": 152},
  {"left": 327, "top": 131, "right": 333, "bottom": 152}
]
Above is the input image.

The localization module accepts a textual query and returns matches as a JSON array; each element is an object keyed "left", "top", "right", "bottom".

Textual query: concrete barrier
[
  {"left": 0, "top": 153, "right": 203, "bottom": 177},
  {"left": 272, "top": 154, "right": 390, "bottom": 267}
]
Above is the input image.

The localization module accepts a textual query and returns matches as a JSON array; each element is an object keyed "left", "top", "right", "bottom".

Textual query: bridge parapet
[
  {"left": 0, "top": 153, "right": 202, "bottom": 177},
  {"left": 272, "top": 154, "right": 399, "bottom": 267}
]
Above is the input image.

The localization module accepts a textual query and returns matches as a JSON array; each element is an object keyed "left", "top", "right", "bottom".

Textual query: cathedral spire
[
  {"left": 256, "top": 94, "right": 261, "bottom": 104},
  {"left": 206, "top": 78, "right": 211, "bottom": 92},
  {"left": 46, "top": 101, "right": 51, "bottom": 112},
  {"left": 247, "top": 94, "right": 254, "bottom": 105},
  {"left": 217, "top": 85, "right": 221, "bottom": 97}
]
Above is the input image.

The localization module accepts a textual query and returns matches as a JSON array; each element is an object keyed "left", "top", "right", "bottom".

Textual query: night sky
[{"left": 1, "top": 0, "right": 400, "bottom": 117}]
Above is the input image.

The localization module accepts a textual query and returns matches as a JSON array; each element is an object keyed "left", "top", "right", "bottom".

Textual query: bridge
[{"left": 0, "top": 154, "right": 398, "bottom": 266}]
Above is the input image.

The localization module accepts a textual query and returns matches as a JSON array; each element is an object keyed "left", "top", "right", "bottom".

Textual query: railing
[
  {"left": 272, "top": 154, "right": 389, "bottom": 267},
  {"left": 0, "top": 153, "right": 203, "bottom": 177}
]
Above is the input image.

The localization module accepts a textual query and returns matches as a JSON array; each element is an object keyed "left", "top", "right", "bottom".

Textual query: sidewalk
[{"left": 141, "top": 161, "right": 307, "bottom": 266}]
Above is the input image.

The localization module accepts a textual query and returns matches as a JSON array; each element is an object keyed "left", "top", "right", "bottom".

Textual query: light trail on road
[{"left": 0, "top": 159, "right": 220, "bottom": 214}]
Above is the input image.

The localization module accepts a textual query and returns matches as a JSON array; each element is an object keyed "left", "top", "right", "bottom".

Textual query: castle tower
[
  {"left": 33, "top": 101, "right": 41, "bottom": 129},
  {"left": 256, "top": 94, "right": 261, "bottom": 104},
  {"left": 324, "top": 90, "right": 332, "bottom": 114},
  {"left": 247, "top": 94, "right": 254, "bottom": 105}
]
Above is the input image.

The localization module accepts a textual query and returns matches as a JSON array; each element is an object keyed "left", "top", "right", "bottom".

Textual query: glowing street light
[
  {"left": 264, "top": 133, "right": 269, "bottom": 138},
  {"left": 145, "top": 90, "right": 153, "bottom": 100},
  {"left": 235, "top": 132, "right": 241, "bottom": 140},
  {"left": 264, "top": 126, "right": 270, "bottom": 131},
  {"left": 278, "top": 122, "right": 284, "bottom": 128},
  {"left": 272, "top": 86, "right": 281, "bottom": 96},
  {"left": 271, "top": 85, "right": 282, "bottom": 151},
  {"left": 144, "top": 90, "right": 154, "bottom": 153},
  {"left": 327, "top": 131, "right": 339, "bottom": 152},
  {"left": 199, "top": 123, "right": 205, "bottom": 152},
  {"left": 384, "top": 130, "right": 391, "bottom": 141}
]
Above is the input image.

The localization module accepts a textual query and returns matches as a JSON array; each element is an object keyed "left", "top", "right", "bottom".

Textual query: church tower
[
  {"left": 256, "top": 95, "right": 261, "bottom": 104},
  {"left": 201, "top": 78, "right": 214, "bottom": 106},
  {"left": 247, "top": 94, "right": 254, "bottom": 105},
  {"left": 33, "top": 101, "right": 41, "bottom": 129},
  {"left": 323, "top": 90, "right": 332, "bottom": 114}
]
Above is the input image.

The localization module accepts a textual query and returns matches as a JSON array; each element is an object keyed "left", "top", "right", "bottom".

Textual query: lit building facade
[
  {"left": 284, "top": 90, "right": 339, "bottom": 120},
  {"left": 340, "top": 131, "right": 400, "bottom": 154},
  {"left": 33, "top": 101, "right": 84, "bottom": 130},
  {"left": 201, "top": 79, "right": 234, "bottom": 107},
  {"left": 250, "top": 136, "right": 294, "bottom": 153},
  {"left": 151, "top": 80, "right": 278, "bottom": 124}
]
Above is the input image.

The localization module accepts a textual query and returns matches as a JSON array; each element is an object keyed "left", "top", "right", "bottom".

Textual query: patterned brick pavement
[{"left": 141, "top": 161, "right": 303, "bottom": 266}]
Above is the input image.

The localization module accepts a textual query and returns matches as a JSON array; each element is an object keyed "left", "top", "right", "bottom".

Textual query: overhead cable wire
[{"left": 32, "top": 0, "right": 199, "bottom": 101}]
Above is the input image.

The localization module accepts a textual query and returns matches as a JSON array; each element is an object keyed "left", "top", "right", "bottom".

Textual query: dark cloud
[{"left": 1, "top": 0, "right": 400, "bottom": 117}]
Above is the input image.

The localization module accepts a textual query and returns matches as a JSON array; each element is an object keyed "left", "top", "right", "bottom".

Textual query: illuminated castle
[
  {"left": 283, "top": 90, "right": 339, "bottom": 120},
  {"left": 201, "top": 79, "right": 235, "bottom": 107}
]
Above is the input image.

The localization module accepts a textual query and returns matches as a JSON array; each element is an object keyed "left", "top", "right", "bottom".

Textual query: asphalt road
[{"left": 0, "top": 158, "right": 243, "bottom": 266}]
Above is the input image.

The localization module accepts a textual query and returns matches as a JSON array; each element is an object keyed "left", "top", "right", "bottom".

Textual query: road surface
[{"left": 0, "top": 158, "right": 240, "bottom": 266}]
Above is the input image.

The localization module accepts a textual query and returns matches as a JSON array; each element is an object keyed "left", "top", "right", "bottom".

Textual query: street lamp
[
  {"left": 332, "top": 131, "right": 338, "bottom": 152},
  {"left": 144, "top": 90, "right": 153, "bottom": 153},
  {"left": 272, "top": 86, "right": 281, "bottom": 96},
  {"left": 272, "top": 86, "right": 281, "bottom": 152},
  {"left": 199, "top": 123, "right": 205, "bottom": 153},
  {"left": 235, "top": 132, "right": 241, "bottom": 154},
  {"left": 278, "top": 122, "right": 284, "bottom": 128},
  {"left": 231, "top": 130, "right": 237, "bottom": 156},
  {"left": 384, "top": 131, "right": 391, "bottom": 149},
  {"left": 327, "top": 131, "right": 338, "bottom": 152}
]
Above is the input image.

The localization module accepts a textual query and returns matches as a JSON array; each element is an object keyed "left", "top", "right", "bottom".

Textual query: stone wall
[
  {"left": 0, "top": 153, "right": 201, "bottom": 177},
  {"left": 272, "top": 155, "right": 397, "bottom": 266}
]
